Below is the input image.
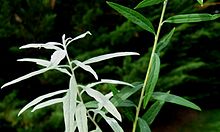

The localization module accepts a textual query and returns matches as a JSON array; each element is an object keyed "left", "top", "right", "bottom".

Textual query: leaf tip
[
  {"left": 18, "top": 110, "right": 23, "bottom": 116},
  {"left": 86, "top": 31, "right": 92, "bottom": 36},
  {"left": 1, "top": 84, "right": 7, "bottom": 89},
  {"left": 134, "top": 6, "right": 138, "bottom": 10},
  {"left": 19, "top": 45, "right": 25, "bottom": 49}
]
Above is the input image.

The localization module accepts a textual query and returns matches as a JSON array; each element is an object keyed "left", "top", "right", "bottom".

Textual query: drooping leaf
[
  {"left": 76, "top": 103, "right": 88, "bottom": 132},
  {"left": 55, "top": 67, "right": 72, "bottom": 76},
  {"left": 106, "top": 2, "right": 155, "bottom": 34},
  {"left": 32, "top": 98, "right": 63, "bottom": 112},
  {"left": 17, "top": 58, "right": 50, "bottom": 67},
  {"left": 72, "top": 60, "right": 98, "bottom": 80},
  {"left": 50, "top": 50, "right": 66, "bottom": 66},
  {"left": 99, "top": 111, "right": 123, "bottom": 132},
  {"left": 111, "top": 83, "right": 143, "bottom": 107},
  {"left": 156, "top": 28, "right": 175, "bottom": 55},
  {"left": 143, "top": 53, "right": 160, "bottom": 108},
  {"left": 63, "top": 75, "right": 78, "bottom": 132},
  {"left": 135, "top": 0, "right": 164, "bottom": 9},
  {"left": 20, "top": 42, "right": 62, "bottom": 50},
  {"left": 85, "top": 87, "right": 122, "bottom": 121},
  {"left": 164, "top": 13, "right": 220, "bottom": 23},
  {"left": 66, "top": 31, "right": 92, "bottom": 46},
  {"left": 85, "top": 79, "right": 134, "bottom": 92},
  {"left": 138, "top": 117, "right": 151, "bottom": 132},
  {"left": 152, "top": 92, "right": 201, "bottom": 111},
  {"left": 142, "top": 100, "right": 165, "bottom": 125},
  {"left": 83, "top": 52, "right": 139, "bottom": 65},
  {"left": 18, "top": 90, "right": 67, "bottom": 116},
  {"left": 1, "top": 68, "right": 50, "bottom": 89}
]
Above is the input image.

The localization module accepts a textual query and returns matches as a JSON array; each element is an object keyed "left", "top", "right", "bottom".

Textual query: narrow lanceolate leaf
[
  {"left": 1, "top": 68, "right": 50, "bottom": 89},
  {"left": 86, "top": 79, "right": 133, "bottom": 90},
  {"left": 76, "top": 103, "right": 88, "bottom": 132},
  {"left": 20, "top": 42, "right": 62, "bottom": 50},
  {"left": 114, "top": 83, "right": 142, "bottom": 100},
  {"left": 55, "top": 67, "right": 71, "bottom": 76},
  {"left": 50, "top": 50, "right": 66, "bottom": 66},
  {"left": 18, "top": 89, "right": 67, "bottom": 116},
  {"left": 63, "top": 75, "right": 78, "bottom": 132},
  {"left": 164, "top": 14, "right": 220, "bottom": 23},
  {"left": 107, "top": 2, "right": 155, "bottom": 34},
  {"left": 111, "top": 83, "right": 143, "bottom": 107},
  {"left": 17, "top": 58, "right": 50, "bottom": 67},
  {"left": 197, "top": 0, "right": 203, "bottom": 5},
  {"left": 99, "top": 111, "right": 123, "bottom": 132},
  {"left": 66, "top": 31, "right": 92, "bottom": 46},
  {"left": 72, "top": 60, "right": 98, "bottom": 80},
  {"left": 83, "top": 52, "right": 139, "bottom": 65},
  {"left": 135, "top": 0, "right": 164, "bottom": 9},
  {"left": 152, "top": 92, "right": 201, "bottom": 111},
  {"left": 32, "top": 98, "right": 63, "bottom": 112},
  {"left": 85, "top": 87, "right": 122, "bottom": 121},
  {"left": 156, "top": 28, "right": 175, "bottom": 55},
  {"left": 142, "top": 100, "right": 165, "bottom": 125},
  {"left": 138, "top": 118, "right": 151, "bottom": 132},
  {"left": 143, "top": 53, "right": 160, "bottom": 108}
]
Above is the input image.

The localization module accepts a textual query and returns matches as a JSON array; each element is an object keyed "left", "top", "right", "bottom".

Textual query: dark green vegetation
[{"left": 1, "top": 0, "right": 220, "bottom": 131}]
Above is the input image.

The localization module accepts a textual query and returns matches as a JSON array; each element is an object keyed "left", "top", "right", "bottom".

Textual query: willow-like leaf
[
  {"left": 138, "top": 117, "right": 151, "bottom": 132},
  {"left": 66, "top": 31, "right": 92, "bottom": 46},
  {"left": 152, "top": 92, "right": 201, "bottom": 111},
  {"left": 99, "top": 111, "right": 123, "bottom": 132},
  {"left": 85, "top": 87, "right": 121, "bottom": 121},
  {"left": 20, "top": 42, "right": 62, "bottom": 50},
  {"left": 86, "top": 79, "right": 133, "bottom": 89},
  {"left": 32, "top": 98, "right": 63, "bottom": 112},
  {"left": 156, "top": 28, "right": 175, "bottom": 55},
  {"left": 142, "top": 100, "right": 164, "bottom": 125},
  {"left": 107, "top": 2, "right": 155, "bottom": 34},
  {"left": 111, "top": 83, "right": 142, "bottom": 107},
  {"left": 83, "top": 52, "right": 139, "bottom": 65},
  {"left": 50, "top": 50, "right": 66, "bottom": 66},
  {"left": 143, "top": 53, "right": 160, "bottom": 108},
  {"left": 55, "top": 67, "right": 71, "bottom": 76},
  {"left": 63, "top": 75, "right": 78, "bottom": 132},
  {"left": 164, "top": 13, "right": 220, "bottom": 23},
  {"left": 1, "top": 68, "right": 50, "bottom": 89},
  {"left": 135, "top": 0, "right": 164, "bottom": 9},
  {"left": 18, "top": 90, "right": 67, "bottom": 116},
  {"left": 73, "top": 60, "right": 98, "bottom": 80},
  {"left": 17, "top": 58, "right": 50, "bottom": 67},
  {"left": 76, "top": 103, "right": 88, "bottom": 132}
]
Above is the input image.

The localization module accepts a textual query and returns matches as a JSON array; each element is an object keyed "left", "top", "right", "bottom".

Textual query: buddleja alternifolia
[{"left": 1, "top": 31, "right": 139, "bottom": 132}]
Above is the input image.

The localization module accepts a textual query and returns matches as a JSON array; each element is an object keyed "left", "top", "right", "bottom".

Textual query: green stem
[{"left": 132, "top": 0, "right": 168, "bottom": 131}]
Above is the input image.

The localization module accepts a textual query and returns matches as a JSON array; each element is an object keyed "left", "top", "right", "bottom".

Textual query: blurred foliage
[{"left": 0, "top": 0, "right": 220, "bottom": 131}]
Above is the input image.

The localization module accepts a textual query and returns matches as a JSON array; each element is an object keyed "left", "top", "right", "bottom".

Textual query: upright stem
[{"left": 132, "top": 0, "right": 168, "bottom": 131}]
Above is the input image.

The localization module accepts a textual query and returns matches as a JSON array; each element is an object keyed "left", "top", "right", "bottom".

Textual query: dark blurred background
[{"left": 0, "top": 0, "right": 220, "bottom": 131}]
